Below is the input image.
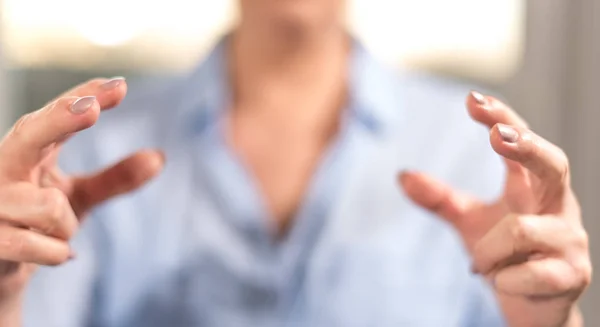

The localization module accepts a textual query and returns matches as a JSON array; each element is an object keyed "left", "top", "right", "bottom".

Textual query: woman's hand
[
  {"left": 0, "top": 78, "right": 164, "bottom": 324},
  {"left": 400, "top": 92, "right": 592, "bottom": 327}
]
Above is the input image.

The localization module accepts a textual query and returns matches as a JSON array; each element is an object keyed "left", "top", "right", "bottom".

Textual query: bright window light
[
  {"left": 349, "top": 0, "right": 524, "bottom": 81},
  {"left": 70, "top": 0, "right": 146, "bottom": 47},
  {"left": 1, "top": 0, "right": 523, "bottom": 82}
]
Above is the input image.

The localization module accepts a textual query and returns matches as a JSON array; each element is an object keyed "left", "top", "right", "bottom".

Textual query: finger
[
  {"left": 0, "top": 224, "right": 71, "bottom": 266},
  {"left": 466, "top": 92, "right": 527, "bottom": 174},
  {"left": 70, "top": 150, "right": 165, "bottom": 215},
  {"left": 39, "top": 167, "right": 71, "bottom": 194},
  {"left": 494, "top": 258, "right": 585, "bottom": 297},
  {"left": 46, "top": 77, "right": 128, "bottom": 151},
  {"left": 467, "top": 91, "right": 528, "bottom": 129},
  {"left": 0, "top": 96, "right": 101, "bottom": 179},
  {"left": 399, "top": 171, "right": 476, "bottom": 222},
  {"left": 6, "top": 78, "right": 128, "bottom": 173},
  {"left": 473, "top": 214, "right": 584, "bottom": 275},
  {"left": 56, "top": 77, "right": 127, "bottom": 110},
  {"left": 490, "top": 124, "right": 570, "bottom": 195},
  {"left": 0, "top": 184, "right": 78, "bottom": 240}
]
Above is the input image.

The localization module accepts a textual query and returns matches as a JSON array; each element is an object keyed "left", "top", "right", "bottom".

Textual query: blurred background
[{"left": 0, "top": 0, "right": 597, "bottom": 323}]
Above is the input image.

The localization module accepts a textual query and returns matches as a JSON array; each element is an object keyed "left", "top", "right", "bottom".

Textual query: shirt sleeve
[{"left": 23, "top": 130, "right": 108, "bottom": 327}]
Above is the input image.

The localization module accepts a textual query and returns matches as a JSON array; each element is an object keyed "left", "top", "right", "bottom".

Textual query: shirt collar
[
  {"left": 177, "top": 35, "right": 403, "bottom": 137},
  {"left": 348, "top": 41, "right": 404, "bottom": 135}
]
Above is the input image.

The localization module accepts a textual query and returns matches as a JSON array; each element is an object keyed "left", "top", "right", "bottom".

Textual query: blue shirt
[{"left": 24, "top": 39, "right": 507, "bottom": 327}]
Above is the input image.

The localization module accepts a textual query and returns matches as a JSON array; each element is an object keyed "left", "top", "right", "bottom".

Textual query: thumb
[
  {"left": 398, "top": 171, "right": 476, "bottom": 224},
  {"left": 70, "top": 149, "right": 165, "bottom": 216}
]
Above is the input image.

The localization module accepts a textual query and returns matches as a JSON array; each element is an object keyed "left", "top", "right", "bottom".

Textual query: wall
[{"left": 502, "top": 0, "right": 599, "bottom": 323}]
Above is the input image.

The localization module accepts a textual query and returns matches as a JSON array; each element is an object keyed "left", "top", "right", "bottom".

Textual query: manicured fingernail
[
  {"left": 471, "top": 91, "right": 487, "bottom": 105},
  {"left": 70, "top": 96, "right": 96, "bottom": 114},
  {"left": 101, "top": 77, "right": 125, "bottom": 90},
  {"left": 497, "top": 124, "right": 519, "bottom": 143}
]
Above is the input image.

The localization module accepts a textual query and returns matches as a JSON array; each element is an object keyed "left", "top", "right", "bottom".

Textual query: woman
[{"left": 0, "top": 0, "right": 590, "bottom": 326}]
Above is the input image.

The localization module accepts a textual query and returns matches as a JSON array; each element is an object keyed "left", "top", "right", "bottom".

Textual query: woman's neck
[{"left": 228, "top": 23, "right": 351, "bottom": 118}]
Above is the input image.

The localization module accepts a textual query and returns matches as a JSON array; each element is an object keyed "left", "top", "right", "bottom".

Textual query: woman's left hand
[{"left": 400, "top": 92, "right": 592, "bottom": 327}]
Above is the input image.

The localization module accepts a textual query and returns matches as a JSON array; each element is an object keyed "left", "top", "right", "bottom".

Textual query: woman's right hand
[{"left": 0, "top": 78, "right": 164, "bottom": 308}]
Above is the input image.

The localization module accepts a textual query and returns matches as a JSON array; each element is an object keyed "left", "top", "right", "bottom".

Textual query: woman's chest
[{"left": 100, "top": 187, "right": 475, "bottom": 327}]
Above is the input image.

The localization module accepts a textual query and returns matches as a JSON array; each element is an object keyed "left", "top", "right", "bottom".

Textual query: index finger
[
  {"left": 55, "top": 77, "right": 127, "bottom": 110},
  {"left": 0, "top": 96, "right": 100, "bottom": 180},
  {"left": 46, "top": 77, "right": 127, "bottom": 150}
]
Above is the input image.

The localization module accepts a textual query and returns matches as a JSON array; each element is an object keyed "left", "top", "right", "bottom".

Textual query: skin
[
  {"left": 0, "top": 1, "right": 592, "bottom": 326},
  {"left": 0, "top": 79, "right": 165, "bottom": 325},
  {"left": 400, "top": 93, "right": 591, "bottom": 327},
  {"left": 228, "top": 0, "right": 349, "bottom": 230}
]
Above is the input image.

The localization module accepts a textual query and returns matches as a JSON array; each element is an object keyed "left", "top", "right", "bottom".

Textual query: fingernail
[
  {"left": 70, "top": 96, "right": 96, "bottom": 114},
  {"left": 68, "top": 251, "right": 76, "bottom": 261},
  {"left": 101, "top": 76, "right": 125, "bottom": 90},
  {"left": 470, "top": 264, "right": 479, "bottom": 275},
  {"left": 471, "top": 91, "right": 487, "bottom": 105},
  {"left": 497, "top": 124, "right": 519, "bottom": 143}
]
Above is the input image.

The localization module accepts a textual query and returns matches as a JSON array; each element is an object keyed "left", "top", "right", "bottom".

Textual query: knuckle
[
  {"left": 5, "top": 231, "right": 28, "bottom": 259},
  {"left": 540, "top": 268, "right": 573, "bottom": 293},
  {"left": 510, "top": 215, "right": 534, "bottom": 244},
  {"left": 40, "top": 188, "right": 69, "bottom": 235},
  {"left": 533, "top": 259, "right": 591, "bottom": 295},
  {"left": 472, "top": 241, "right": 486, "bottom": 266},
  {"left": 522, "top": 132, "right": 542, "bottom": 162},
  {"left": 42, "top": 187, "right": 68, "bottom": 210},
  {"left": 572, "top": 227, "right": 589, "bottom": 250},
  {"left": 579, "top": 265, "right": 593, "bottom": 288},
  {"left": 9, "top": 113, "right": 34, "bottom": 140},
  {"left": 555, "top": 148, "right": 570, "bottom": 183},
  {"left": 86, "top": 78, "right": 105, "bottom": 87},
  {"left": 62, "top": 211, "right": 78, "bottom": 240},
  {"left": 581, "top": 263, "right": 593, "bottom": 287},
  {"left": 53, "top": 97, "right": 74, "bottom": 108},
  {"left": 573, "top": 257, "right": 593, "bottom": 288},
  {"left": 42, "top": 98, "right": 67, "bottom": 116}
]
